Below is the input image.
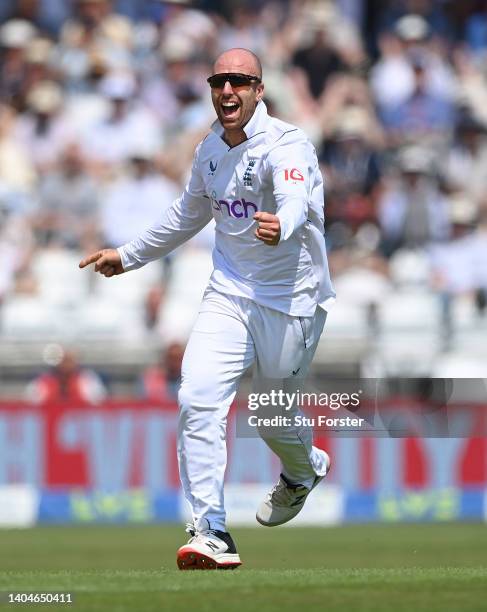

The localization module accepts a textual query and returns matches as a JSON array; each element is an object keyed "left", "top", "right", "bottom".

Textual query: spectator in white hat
[
  {"left": 99, "top": 143, "right": 179, "bottom": 247},
  {"left": 82, "top": 71, "right": 161, "bottom": 170},
  {"left": 0, "top": 19, "right": 37, "bottom": 106},
  {"left": 378, "top": 146, "right": 450, "bottom": 255},
  {"left": 15, "top": 80, "right": 76, "bottom": 171},
  {"left": 371, "top": 13, "right": 456, "bottom": 110},
  {"left": 380, "top": 50, "right": 455, "bottom": 146}
]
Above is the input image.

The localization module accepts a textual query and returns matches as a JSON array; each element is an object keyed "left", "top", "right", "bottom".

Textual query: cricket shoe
[
  {"left": 177, "top": 521, "right": 241, "bottom": 570},
  {"left": 256, "top": 453, "right": 331, "bottom": 527}
]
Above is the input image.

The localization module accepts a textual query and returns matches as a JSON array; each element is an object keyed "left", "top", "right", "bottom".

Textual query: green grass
[{"left": 0, "top": 524, "right": 486, "bottom": 611}]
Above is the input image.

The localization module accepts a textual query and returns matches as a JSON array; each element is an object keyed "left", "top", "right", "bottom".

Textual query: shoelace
[
  {"left": 185, "top": 522, "right": 218, "bottom": 544},
  {"left": 268, "top": 479, "right": 307, "bottom": 507},
  {"left": 185, "top": 522, "right": 196, "bottom": 540}
]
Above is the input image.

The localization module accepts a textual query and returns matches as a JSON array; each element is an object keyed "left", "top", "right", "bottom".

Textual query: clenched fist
[
  {"left": 79, "top": 248, "right": 124, "bottom": 277},
  {"left": 253, "top": 212, "right": 281, "bottom": 246}
]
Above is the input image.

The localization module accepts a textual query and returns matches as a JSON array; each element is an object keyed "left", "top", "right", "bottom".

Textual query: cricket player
[{"left": 80, "top": 48, "right": 335, "bottom": 570}]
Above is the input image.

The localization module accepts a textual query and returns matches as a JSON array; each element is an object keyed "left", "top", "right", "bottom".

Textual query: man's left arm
[{"left": 254, "top": 138, "right": 313, "bottom": 246}]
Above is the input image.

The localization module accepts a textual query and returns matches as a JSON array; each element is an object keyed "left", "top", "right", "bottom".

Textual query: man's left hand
[{"left": 254, "top": 212, "right": 281, "bottom": 246}]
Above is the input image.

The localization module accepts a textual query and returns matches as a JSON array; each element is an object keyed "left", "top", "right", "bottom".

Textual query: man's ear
[{"left": 256, "top": 82, "right": 264, "bottom": 102}]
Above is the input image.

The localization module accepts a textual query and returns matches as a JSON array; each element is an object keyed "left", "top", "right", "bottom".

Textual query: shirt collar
[{"left": 211, "top": 100, "right": 268, "bottom": 143}]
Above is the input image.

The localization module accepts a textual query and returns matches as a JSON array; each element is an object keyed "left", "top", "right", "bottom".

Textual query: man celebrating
[{"left": 79, "top": 48, "right": 335, "bottom": 570}]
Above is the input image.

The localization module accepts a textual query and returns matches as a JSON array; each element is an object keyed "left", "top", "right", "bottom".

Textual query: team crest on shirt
[
  {"left": 208, "top": 160, "right": 218, "bottom": 175},
  {"left": 243, "top": 158, "right": 256, "bottom": 187}
]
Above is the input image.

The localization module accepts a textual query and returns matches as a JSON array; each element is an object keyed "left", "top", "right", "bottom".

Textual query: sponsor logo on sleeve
[{"left": 284, "top": 168, "right": 304, "bottom": 182}]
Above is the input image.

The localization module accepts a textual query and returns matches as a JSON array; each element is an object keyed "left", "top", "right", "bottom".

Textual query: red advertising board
[{"left": 0, "top": 401, "right": 485, "bottom": 490}]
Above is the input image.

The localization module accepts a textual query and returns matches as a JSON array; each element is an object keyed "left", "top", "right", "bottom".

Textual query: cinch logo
[
  {"left": 212, "top": 197, "right": 258, "bottom": 218},
  {"left": 284, "top": 168, "right": 304, "bottom": 181}
]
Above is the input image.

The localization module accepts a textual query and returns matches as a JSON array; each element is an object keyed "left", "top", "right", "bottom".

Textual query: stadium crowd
[{"left": 0, "top": 0, "right": 486, "bottom": 397}]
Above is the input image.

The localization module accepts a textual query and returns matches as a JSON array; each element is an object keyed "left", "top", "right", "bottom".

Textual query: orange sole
[{"left": 177, "top": 548, "right": 241, "bottom": 571}]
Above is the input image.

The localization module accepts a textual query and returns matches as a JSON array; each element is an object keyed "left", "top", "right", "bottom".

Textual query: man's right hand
[{"left": 79, "top": 249, "right": 124, "bottom": 277}]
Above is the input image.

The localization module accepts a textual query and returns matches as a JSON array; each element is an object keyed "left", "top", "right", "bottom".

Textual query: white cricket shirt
[{"left": 118, "top": 101, "right": 335, "bottom": 317}]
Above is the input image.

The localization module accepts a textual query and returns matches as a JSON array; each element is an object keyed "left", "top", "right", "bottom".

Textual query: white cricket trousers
[{"left": 177, "top": 287, "right": 328, "bottom": 531}]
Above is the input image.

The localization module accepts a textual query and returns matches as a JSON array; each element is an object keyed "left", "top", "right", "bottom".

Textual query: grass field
[{"left": 0, "top": 524, "right": 486, "bottom": 611}]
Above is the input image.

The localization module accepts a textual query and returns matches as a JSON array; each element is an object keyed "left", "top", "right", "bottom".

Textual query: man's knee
[
  {"left": 178, "top": 379, "right": 228, "bottom": 411},
  {"left": 178, "top": 382, "right": 206, "bottom": 411}
]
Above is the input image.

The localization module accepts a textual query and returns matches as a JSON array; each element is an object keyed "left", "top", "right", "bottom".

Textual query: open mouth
[{"left": 221, "top": 101, "right": 240, "bottom": 119}]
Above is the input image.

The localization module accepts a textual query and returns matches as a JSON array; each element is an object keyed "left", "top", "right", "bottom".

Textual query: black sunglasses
[{"left": 207, "top": 73, "right": 262, "bottom": 89}]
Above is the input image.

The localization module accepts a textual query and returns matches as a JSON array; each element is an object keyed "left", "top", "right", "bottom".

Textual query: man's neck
[{"left": 223, "top": 128, "right": 247, "bottom": 148}]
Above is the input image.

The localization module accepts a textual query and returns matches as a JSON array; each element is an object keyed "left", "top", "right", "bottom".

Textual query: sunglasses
[{"left": 207, "top": 73, "right": 262, "bottom": 89}]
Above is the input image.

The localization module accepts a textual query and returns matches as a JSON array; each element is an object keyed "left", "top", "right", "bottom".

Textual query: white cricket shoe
[
  {"left": 177, "top": 522, "right": 242, "bottom": 570},
  {"left": 256, "top": 454, "right": 331, "bottom": 527}
]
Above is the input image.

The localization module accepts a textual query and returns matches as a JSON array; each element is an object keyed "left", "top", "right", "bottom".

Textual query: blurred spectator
[
  {"left": 218, "top": 5, "right": 268, "bottom": 56},
  {"left": 99, "top": 145, "right": 179, "bottom": 247},
  {"left": 0, "top": 19, "right": 37, "bottom": 108},
  {"left": 0, "top": 0, "right": 71, "bottom": 35},
  {"left": 142, "top": 34, "right": 212, "bottom": 131},
  {"left": 54, "top": 5, "right": 135, "bottom": 92},
  {"left": 139, "top": 341, "right": 184, "bottom": 401},
  {"left": 430, "top": 201, "right": 487, "bottom": 343},
  {"left": 331, "top": 249, "right": 391, "bottom": 310},
  {"left": 0, "top": 210, "right": 35, "bottom": 301},
  {"left": 319, "top": 106, "right": 382, "bottom": 230},
  {"left": 143, "top": 37, "right": 193, "bottom": 126},
  {"left": 15, "top": 80, "right": 76, "bottom": 171},
  {"left": 380, "top": 50, "right": 454, "bottom": 145},
  {"left": 319, "top": 75, "right": 385, "bottom": 147},
  {"left": 171, "top": 82, "right": 211, "bottom": 134},
  {"left": 430, "top": 201, "right": 487, "bottom": 296},
  {"left": 453, "top": 48, "right": 487, "bottom": 127},
  {"left": 25, "top": 345, "right": 107, "bottom": 404},
  {"left": 144, "top": 283, "right": 166, "bottom": 331},
  {"left": 378, "top": 0, "right": 454, "bottom": 41},
  {"left": 23, "top": 36, "right": 57, "bottom": 92},
  {"left": 465, "top": 0, "right": 487, "bottom": 57},
  {"left": 72, "top": 0, "right": 112, "bottom": 35},
  {"left": 0, "top": 103, "right": 36, "bottom": 194},
  {"left": 290, "top": 10, "right": 344, "bottom": 101},
  {"left": 34, "top": 143, "right": 100, "bottom": 249},
  {"left": 443, "top": 113, "right": 487, "bottom": 203},
  {"left": 378, "top": 146, "right": 450, "bottom": 256},
  {"left": 82, "top": 71, "right": 161, "bottom": 171},
  {"left": 371, "top": 14, "right": 455, "bottom": 109},
  {"left": 159, "top": 0, "right": 217, "bottom": 59}
]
